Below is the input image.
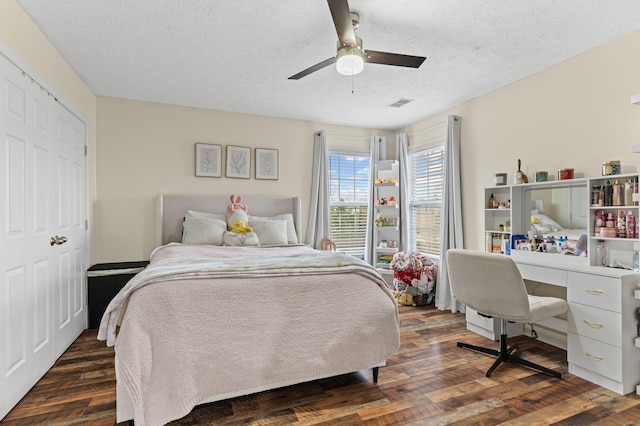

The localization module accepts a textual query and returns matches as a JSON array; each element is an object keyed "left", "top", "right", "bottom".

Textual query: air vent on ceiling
[{"left": 388, "top": 98, "right": 414, "bottom": 108}]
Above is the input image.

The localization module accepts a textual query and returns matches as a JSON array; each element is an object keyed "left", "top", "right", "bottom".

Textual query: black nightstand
[{"left": 87, "top": 261, "right": 149, "bottom": 329}]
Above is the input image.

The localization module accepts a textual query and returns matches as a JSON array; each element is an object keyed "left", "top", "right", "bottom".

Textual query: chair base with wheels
[{"left": 458, "top": 319, "right": 561, "bottom": 378}]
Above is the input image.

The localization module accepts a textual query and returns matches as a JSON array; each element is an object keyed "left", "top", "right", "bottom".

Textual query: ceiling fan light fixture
[
  {"left": 336, "top": 48, "right": 364, "bottom": 75},
  {"left": 336, "top": 36, "right": 364, "bottom": 76}
]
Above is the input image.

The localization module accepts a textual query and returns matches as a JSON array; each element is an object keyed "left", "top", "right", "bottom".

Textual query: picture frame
[
  {"left": 225, "top": 145, "right": 251, "bottom": 179},
  {"left": 255, "top": 148, "right": 279, "bottom": 180},
  {"left": 195, "top": 143, "right": 222, "bottom": 177}
]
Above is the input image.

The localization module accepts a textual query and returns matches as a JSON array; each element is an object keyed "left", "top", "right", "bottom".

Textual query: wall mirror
[{"left": 520, "top": 183, "right": 589, "bottom": 239}]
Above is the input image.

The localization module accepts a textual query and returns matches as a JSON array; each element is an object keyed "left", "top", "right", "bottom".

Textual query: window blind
[
  {"left": 408, "top": 146, "right": 445, "bottom": 256},
  {"left": 328, "top": 153, "right": 370, "bottom": 257}
]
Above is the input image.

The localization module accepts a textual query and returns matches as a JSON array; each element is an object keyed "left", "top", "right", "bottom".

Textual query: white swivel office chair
[{"left": 446, "top": 249, "right": 568, "bottom": 378}]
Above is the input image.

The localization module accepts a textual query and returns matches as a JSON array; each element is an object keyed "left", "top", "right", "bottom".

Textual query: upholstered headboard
[{"left": 156, "top": 194, "right": 302, "bottom": 246}]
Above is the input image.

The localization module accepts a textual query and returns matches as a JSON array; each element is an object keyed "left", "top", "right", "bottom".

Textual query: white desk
[{"left": 465, "top": 251, "right": 640, "bottom": 395}]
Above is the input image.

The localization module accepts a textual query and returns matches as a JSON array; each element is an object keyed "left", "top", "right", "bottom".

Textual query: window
[
  {"left": 328, "top": 152, "right": 370, "bottom": 257},
  {"left": 408, "top": 145, "right": 445, "bottom": 256}
]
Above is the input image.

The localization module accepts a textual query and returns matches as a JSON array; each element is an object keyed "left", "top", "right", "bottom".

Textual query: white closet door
[
  {"left": 52, "top": 96, "right": 87, "bottom": 357},
  {"left": 0, "top": 52, "right": 87, "bottom": 420}
]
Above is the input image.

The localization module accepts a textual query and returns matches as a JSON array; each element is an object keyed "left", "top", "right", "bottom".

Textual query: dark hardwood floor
[{"left": 4, "top": 305, "right": 640, "bottom": 425}]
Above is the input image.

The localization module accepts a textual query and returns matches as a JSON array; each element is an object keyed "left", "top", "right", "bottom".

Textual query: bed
[{"left": 98, "top": 194, "right": 400, "bottom": 426}]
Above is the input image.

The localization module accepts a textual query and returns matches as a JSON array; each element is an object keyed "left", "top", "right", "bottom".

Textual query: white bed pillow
[
  {"left": 185, "top": 210, "right": 227, "bottom": 222},
  {"left": 223, "top": 231, "right": 259, "bottom": 246},
  {"left": 248, "top": 213, "right": 298, "bottom": 244},
  {"left": 249, "top": 220, "right": 288, "bottom": 245},
  {"left": 182, "top": 216, "right": 227, "bottom": 245}
]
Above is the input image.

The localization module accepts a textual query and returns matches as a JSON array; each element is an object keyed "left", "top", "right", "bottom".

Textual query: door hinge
[
  {"left": 84, "top": 145, "right": 87, "bottom": 156},
  {"left": 85, "top": 220, "right": 88, "bottom": 231}
]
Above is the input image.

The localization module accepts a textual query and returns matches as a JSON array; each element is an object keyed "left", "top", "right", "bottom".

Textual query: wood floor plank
[{"left": 4, "top": 305, "right": 640, "bottom": 425}]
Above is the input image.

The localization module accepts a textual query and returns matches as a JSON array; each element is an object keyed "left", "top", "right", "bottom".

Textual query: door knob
[{"left": 50, "top": 235, "right": 68, "bottom": 246}]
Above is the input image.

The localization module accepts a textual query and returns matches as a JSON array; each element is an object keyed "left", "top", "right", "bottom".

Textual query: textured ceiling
[{"left": 15, "top": 0, "right": 640, "bottom": 131}]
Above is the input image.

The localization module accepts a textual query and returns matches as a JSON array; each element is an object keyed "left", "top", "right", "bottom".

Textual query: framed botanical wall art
[
  {"left": 195, "top": 143, "right": 222, "bottom": 177},
  {"left": 255, "top": 148, "right": 279, "bottom": 180},
  {"left": 226, "top": 145, "right": 251, "bottom": 179}
]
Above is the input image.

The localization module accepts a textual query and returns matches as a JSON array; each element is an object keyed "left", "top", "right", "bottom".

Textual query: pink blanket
[{"left": 102, "top": 244, "right": 400, "bottom": 426}]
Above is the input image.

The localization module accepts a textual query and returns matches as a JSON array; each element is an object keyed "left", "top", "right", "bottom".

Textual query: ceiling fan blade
[
  {"left": 327, "top": 0, "right": 357, "bottom": 46},
  {"left": 288, "top": 57, "right": 336, "bottom": 80},
  {"left": 365, "top": 50, "right": 426, "bottom": 68}
]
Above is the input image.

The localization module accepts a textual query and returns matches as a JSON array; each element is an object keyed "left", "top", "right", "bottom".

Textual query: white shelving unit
[
  {"left": 484, "top": 186, "right": 513, "bottom": 254},
  {"left": 587, "top": 173, "right": 639, "bottom": 269},
  {"left": 481, "top": 173, "right": 640, "bottom": 268},
  {"left": 372, "top": 160, "right": 400, "bottom": 276}
]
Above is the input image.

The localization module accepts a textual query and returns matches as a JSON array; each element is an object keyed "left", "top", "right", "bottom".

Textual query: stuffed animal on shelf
[
  {"left": 227, "top": 194, "right": 249, "bottom": 230},
  {"left": 374, "top": 213, "right": 387, "bottom": 227}
]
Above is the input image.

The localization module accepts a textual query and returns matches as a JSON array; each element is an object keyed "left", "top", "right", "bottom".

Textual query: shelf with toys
[{"left": 373, "top": 160, "right": 401, "bottom": 273}]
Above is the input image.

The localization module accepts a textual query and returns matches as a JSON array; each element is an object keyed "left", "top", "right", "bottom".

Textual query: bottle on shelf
[
  {"left": 627, "top": 211, "right": 636, "bottom": 239},
  {"left": 604, "top": 179, "right": 613, "bottom": 206},
  {"left": 595, "top": 241, "right": 604, "bottom": 266},
  {"left": 591, "top": 185, "right": 603, "bottom": 207},
  {"left": 613, "top": 179, "right": 622, "bottom": 206},
  {"left": 488, "top": 193, "right": 498, "bottom": 209},
  {"left": 514, "top": 159, "right": 523, "bottom": 184},
  {"left": 625, "top": 179, "right": 633, "bottom": 206},
  {"left": 618, "top": 210, "right": 627, "bottom": 238},
  {"left": 594, "top": 210, "right": 604, "bottom": 237},
  {"left": 492, "top": 233, "right": 502, "bottom": 253},
  {"left": 606, "top": 212, "right": 615, "bottom": 228}
]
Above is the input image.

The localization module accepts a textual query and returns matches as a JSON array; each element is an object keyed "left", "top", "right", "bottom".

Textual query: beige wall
[
  {"left": 402, "top": 30, "right": 640, "bottom": 253},
  {"left": 6, "top": 0, "right": 640, "bottom": 264},
  {"left": 95, "top": 97, "right": 393, "bottom": 262},
  {"left": 0, "top": 1, "right": 97, "bottom": 259}
]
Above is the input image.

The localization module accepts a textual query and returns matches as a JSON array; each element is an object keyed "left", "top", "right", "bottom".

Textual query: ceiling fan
[{"left": 288, "top": 0, "right": 427, "bottom": 80}]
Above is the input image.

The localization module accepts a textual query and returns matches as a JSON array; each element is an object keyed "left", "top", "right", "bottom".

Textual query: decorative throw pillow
[
  {"left": 249, "top": 220, "right": 288, "bottom": 245},
  {"left": 248, "top": 213, "right": 298, "bottom": 244},
  {"left": 182, "top": 216, "right": 227, "bottom": 245},
  {"left": 223, "top": 231, "right": 259, "bottom": 246}
]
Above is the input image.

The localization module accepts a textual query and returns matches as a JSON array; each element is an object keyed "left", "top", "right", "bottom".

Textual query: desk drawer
[
  {"left": 517, "top": 264, "right": 566, "bottom": 287},
  {"left": 568, "top": 333, "right": 622, "bottom": 382},
  {"left": 567, "top": 272, "right": 621, "bottom": 312},
  {"left": 568, "top": 302, "right": 621, "bottom": 347},
  {"left": 466, "top": 307, "right": 495, "bottom": 331}
]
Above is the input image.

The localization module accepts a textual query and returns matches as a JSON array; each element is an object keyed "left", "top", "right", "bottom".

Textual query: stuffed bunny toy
[{"left": 227, "top": 194, "right": 249, "bottom": 230}]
